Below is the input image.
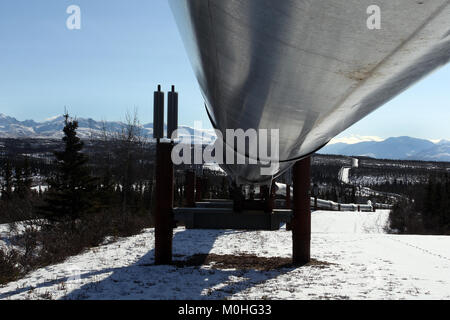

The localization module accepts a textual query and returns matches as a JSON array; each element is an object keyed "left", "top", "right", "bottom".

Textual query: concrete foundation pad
[{"left": 174, "top": 207, "right": 292, "bottom": 230}]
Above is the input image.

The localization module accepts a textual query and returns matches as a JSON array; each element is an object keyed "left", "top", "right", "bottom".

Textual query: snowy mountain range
[
  {"left": 0, "top": 113, "right": 216, "bottom": 144},
  {"left": 1, "top": 114, "right": 449, "bottom": 162},
  {"left": 319, "top": 136, "right": 450, "bottom": 162}
]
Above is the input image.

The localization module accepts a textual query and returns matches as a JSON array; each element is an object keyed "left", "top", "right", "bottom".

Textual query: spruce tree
[
  {"left": 38, "top": 113, "right": 97, "bottom": 224},
  {"left": 15, "top": 158, "right": 32, "bottom": 200},
  {"left": 444, "top": 175, "right": 450, "bottom": 233},
  {"left": 1, "top": 160, "right": 13, "bottom": 201},
  {"left": 97, "top": 165, "right": 117, "bottom": 211}
]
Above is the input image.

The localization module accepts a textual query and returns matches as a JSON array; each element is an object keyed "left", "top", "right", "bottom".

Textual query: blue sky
[{"left": 0, "top": 0, "right": 449, "bottom": 141}]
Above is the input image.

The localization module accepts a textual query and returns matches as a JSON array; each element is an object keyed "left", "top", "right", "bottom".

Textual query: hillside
[{"left": 319, "top": 136, "right": 450, "bottom": 162}]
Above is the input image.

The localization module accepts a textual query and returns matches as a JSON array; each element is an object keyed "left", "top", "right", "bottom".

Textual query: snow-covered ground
[
  {"left": 1, "top": 210, "right": 450, "bottom": 300},
  {"left": 0, "top": 223, "right": 12, "bottom": 248}
]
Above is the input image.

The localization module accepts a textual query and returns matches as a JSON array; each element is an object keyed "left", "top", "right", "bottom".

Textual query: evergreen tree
[
  {"left": 15, "top": 158, "right": 32, "bottom": 200},
  {"left": 38, "top": 113, "right": 97, "bottom": 224},
  {"left": 23, "top": 158, "right": 33, "bottom": 194},
  {"left": 97, "top": 165, "right": 117, "bottom": 210},
  {"left": 14, "top": 165, "right": 22, "bottom": 198},
  {"left": 1, "top": 160, "right": 13, "bottom": 201},
  {"left": 351, "top": 186, "right": 357, "bottom": 203},
  {"left": 443, "top": 175, "right": 450, "bottom": 232},
  {"left": 423, "top": 178, "right": 434, "bottom": 230}
]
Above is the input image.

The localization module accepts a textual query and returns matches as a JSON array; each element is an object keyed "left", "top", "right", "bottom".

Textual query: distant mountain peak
[
  {"left": 328, "top": 135, "right": 384, "bottom": 145},
  {"left": 0, "top": 113, "right": 13, "bottom": 119},
  {"left": 0, "top": 113, "right": 216, "bottom": 142},
  {"left": 0, "top": 113, "right": 448, "bottom": 161},
  {"left": 43, "top": 115, "right": 64, "bottom": 122},
  {"left": 320, "top": 136, "right": 449, "bottom": 162}
]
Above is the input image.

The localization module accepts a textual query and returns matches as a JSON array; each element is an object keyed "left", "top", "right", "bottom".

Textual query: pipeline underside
[{"left": 170, "top": 0, "right": 450, "bottom": 184}]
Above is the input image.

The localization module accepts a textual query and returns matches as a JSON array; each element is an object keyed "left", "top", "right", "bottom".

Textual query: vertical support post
[
  {"left": 260, "top": 185, "right": 269, "bottom": 213},
  {"left": 195, "top": 176, "right": 203, "bottom": 202},
  {"left": 286, "top": 182, "right": 292, "bottom": 230},
  {"left": 292, "top": 157, "right": 311, "bottom": 265},
  {"left": 286, "top": 184, "right": 291, "bottom": 209},
  {"left": 167, "top": 85, "right": 179, "bottom": 140},
  {"left": 271, "top": 181, "right": 276, "bottom": 210},
  {"left": 264, "top": 181, "right": 276, "bottom": 213},
  {"left": 155, "top": 142, "right": 174, "bottom": 265},
  {"left": 153, "top": 85, "right": 164, "bottom": 140},
  {"left": 260, "top": 185, "right": 268, "bottom": 200},
  {"left": 203, "top": 177, "right": 209, "bottom": 199},
  {"left": 186, "top": 171, "right": 196, "bottom": 207},
  {"left": 232, "top": 183, "right": 244, "bottom": 212}
]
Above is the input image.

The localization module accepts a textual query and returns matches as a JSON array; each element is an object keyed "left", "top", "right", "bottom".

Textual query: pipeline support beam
[
  {"left": 155, "top": 142, "right": 174, "bottom": 265},
  {"left": 286, "top": 184, "right": 291, "bottom": 209},
  {"left": 186, "top": 171, "right": 196, "bottom": 207},
  {"left": 292, "top": 157, "right": 311, "bottom": 265},
  {"left": 195, "top": 176, "right": 203, "bottom": 202}
]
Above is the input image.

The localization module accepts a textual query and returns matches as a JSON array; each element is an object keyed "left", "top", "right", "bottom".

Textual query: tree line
[
  {"left": 389, "top": 174, "right": 450, "bottom": 235},
  {"left": 0, "top": 112, "right": 156, "bottom": 284},
  {"left": 0, "top": 112, "right": 156, "bottom": 224}
]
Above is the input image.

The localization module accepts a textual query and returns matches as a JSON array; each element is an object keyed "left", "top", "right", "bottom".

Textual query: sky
[{"left": 0, "top": 0, "right": 449, "bottom": 142}]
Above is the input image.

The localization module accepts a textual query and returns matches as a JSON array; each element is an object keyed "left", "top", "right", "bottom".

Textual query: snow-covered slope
[
  {"left": 1, "top": 210, "right": 450, "bottom": 300},
  {"left": 311, "top": 210, "right": 390, "bottom": 234}
]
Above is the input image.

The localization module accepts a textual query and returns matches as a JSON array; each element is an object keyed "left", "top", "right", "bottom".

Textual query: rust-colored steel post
[
  {"left": 155, "top": 142, "right": 174, "bottom": 265},
  {"left": 260, "top": 185, "right": 268, "bottom": 200},
  {"left": 203, "top": 177, "right": 209, "bottom": 199},
  {"left": 292, "top": 157, "right": 311, "bottom": 265},
  {"left": 185, "top": 171, "right": 196, "bottom": 207},
  {"left": 265, "top": 181, "right": 276, "bottom": 212},
  {"left": 195, "top": 176, "right": 203, "bottom": 202},
  {"left": 286, "top": 184, "right": 291, "bottom": 209},
  {"left": 260, "top": 185, "right": 270, "bottom": 213}
]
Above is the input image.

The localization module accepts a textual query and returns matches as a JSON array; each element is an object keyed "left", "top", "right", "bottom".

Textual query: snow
[
  {"left": 328, "top": 135, "right": 385, "bottom": 145},
  {"left": 0, "top": 224, "right": 11, "bottom": 248},
  {"left": 311, "top": 210, "right": 389, "bottom": 234},
  {"left": 203, "top": 163, "right": 225, "bottom": 174},
  {"left": 1, "top": 210, "right": 450, "bottom": 300},
  {"left": 43, "top": 115, "right": 63, "bottom": 122}
]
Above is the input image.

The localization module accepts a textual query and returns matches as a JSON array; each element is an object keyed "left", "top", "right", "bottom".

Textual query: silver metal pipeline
[{"left": 170, "top": 0, "right": 450, "bottom": 184}]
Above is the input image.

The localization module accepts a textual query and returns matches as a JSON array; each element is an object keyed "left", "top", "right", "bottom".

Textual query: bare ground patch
[{"left": 171, "top": 254, "right": 334, "bottom": 271}]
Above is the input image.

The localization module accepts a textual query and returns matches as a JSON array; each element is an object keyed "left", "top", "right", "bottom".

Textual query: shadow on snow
[{"left": 1, "top": 228, "right": 298, "bottom": 300}]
